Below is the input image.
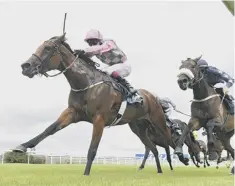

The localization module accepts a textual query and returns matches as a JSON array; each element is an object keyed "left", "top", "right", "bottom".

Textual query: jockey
[
  {"left": 74, "top": 29, "right": 143, "bottom": 104},
  {"left": 197, "top": 59, "right": 234, "bottom": 114},
  {"left": 159, "top": 97, "right": 182, "bottom": 135}
]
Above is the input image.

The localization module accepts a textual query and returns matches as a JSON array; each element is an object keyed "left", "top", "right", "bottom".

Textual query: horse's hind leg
[
  {"left": 139, "top": 146, "right": 150, "bottom": 170},
  {"left": 203, "top": 152, "right": 207, "bottom": 168},
  {"left": 165, "top": 146, "right": 173, "bottom": 171},
  {"left": 12, "top": 108, "right": 80, "bottom": 152},
  {"left": 129, "top": 122, "right": 163, "bottom": 173}
]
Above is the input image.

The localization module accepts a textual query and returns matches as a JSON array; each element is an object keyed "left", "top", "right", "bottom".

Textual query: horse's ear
[
  {"left": 194, "top": 55, "right": 202, "bottom": 62},
  {"left": 58, "top": 32, "right": 66, "bottom": 42}
]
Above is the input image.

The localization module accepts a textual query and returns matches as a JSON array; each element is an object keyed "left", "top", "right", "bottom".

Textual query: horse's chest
[{"left": 191, "top": 102, "right": 219, "bottom": 119}]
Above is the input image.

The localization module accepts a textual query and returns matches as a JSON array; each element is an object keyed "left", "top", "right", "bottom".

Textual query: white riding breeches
[{"left": 102, "top": 62, "right": 131, "bottom": 78}]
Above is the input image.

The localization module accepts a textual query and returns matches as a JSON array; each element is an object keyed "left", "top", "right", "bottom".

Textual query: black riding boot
[{"left": 114, "top": 75, "right": 137, "bottom": 95}]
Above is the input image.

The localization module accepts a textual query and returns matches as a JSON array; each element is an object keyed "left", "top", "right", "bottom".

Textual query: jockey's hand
[{"left": 73, "top": 49, "right": 85, "bottom": 56}]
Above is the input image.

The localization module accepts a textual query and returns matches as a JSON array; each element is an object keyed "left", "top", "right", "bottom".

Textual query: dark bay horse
[
  {"left": 174, "top": 56, "right": 234, "bottom": 173},
  {"left": 136, "top": 119, "right": 196, "bottom": 171},
  {"left": 13, "top": 33, "right": 172, "bottom": 175}
]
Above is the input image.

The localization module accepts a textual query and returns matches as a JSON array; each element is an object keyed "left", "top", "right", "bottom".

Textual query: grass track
[{"left": 0, "top": 164, "right": 233, "bottom": 186}]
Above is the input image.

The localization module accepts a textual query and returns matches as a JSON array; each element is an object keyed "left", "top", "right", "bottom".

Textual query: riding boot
[{"left": 115, "top": 76, "right": 137, "bottom": 95}]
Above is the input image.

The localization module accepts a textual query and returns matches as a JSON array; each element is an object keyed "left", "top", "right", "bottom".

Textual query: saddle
[
  {"left": 223, "top": 97, "right": 234, "bottom": 115},
  {"left": 215, "top": 88, "right": 234, "bottom": 115}
]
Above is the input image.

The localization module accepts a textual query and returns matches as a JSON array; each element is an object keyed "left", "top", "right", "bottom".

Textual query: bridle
[
  {"left": 179, "top": 61, "right": 205, "bottom": 88},
  {"left": 32, "top": 39, "right": 78, "bottom": 77}
]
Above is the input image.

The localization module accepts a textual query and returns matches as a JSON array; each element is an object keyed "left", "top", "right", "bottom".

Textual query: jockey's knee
[{"left": 116, "top": 63, "right": 132, "bottom": 77}]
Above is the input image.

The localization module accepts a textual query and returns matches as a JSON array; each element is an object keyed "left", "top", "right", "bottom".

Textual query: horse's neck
[
  {"left": 63, "top": 58, "right": 102, "bottom": 90},
  {"left": 192, "top": 79, "right": 216, "bottom": 100}
]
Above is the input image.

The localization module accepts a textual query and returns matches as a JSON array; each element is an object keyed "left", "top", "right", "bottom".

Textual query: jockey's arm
[
  {"left": 207, "top": 66, "right": 234, "bottom": 88},
  {"left": 164, "top": 97, "right": 176, "bottom": 109},
  {"left": 84, "top": 40, "right": 115, "bottom": 58}
]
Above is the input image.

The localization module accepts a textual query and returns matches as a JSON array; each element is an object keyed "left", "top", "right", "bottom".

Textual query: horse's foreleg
[
  {"left": 13, "top": 107, "right": 79, "bottom": 152},
  {"left": 174, "top": 118, "right": 200, "bottom": 156},
  {"left": 216, "top": 154, "right": 221, "bottom": 169},
  {"left": 203, "top": 152, "right": 207, "bottom": 168},
  {"left": 84, "top": 115, "right": 105, "bottom": 176},
  {"left": 139, "top": 146, "right": 150, "bottom": 170},
  {"left": 206, "top": 119, "right": 221, "bottom": 160},
  {"left": 190, "top": 153, "right": 199, "bottom": 168},
  {"left": 205, "top": 155, "right": 210, "bottom": 167}
]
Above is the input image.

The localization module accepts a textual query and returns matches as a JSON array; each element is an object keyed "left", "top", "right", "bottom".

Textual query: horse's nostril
[
  {"left": 183, "top": 79, "right": 187, "bottom": 83},
  {"left": 36, "top": 65, "right": 41, "bottom": 70},
  {"left": 21, "top": 63, "right": 31, "bottom": 70}
]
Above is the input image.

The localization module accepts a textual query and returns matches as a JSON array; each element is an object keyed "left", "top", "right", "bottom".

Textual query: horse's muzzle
[
  {"left": 177, "top": 79, "right": 188, "bottom": 90},
  {"left": 21, "top": 62, "right": 35, "bottom": 78}
]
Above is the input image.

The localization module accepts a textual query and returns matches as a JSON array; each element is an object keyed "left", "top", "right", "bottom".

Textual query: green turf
[{"left": 0, "top": 164, "right": 233, "bottom": 186}]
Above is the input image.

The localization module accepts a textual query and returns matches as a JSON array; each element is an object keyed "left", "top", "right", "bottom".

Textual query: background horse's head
[
  {"left": 177, "top": 55, "right": 203, "bottom": 90},
  {"left": 21, "top": 33, "right": 74, "bottom": 78}
]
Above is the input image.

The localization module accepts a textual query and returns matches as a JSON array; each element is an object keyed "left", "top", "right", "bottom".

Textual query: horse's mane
[{"left": 50, "top": 36, "right": 102, "bottom": 72}]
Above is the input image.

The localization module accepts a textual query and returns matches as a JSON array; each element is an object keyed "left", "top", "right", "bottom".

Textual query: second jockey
[
  {"left": 74, "top": 29, "right": 143, "bottom": 104},
  {"left": 159, "top": 97, "right": 182, "bottom": 135}
]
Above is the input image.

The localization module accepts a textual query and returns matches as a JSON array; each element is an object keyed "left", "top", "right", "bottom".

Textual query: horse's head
[
  {"left": 21, "top": 33, "right": 74, "bottom": 78},
  {"left": 177, "top": 55, "right": 203, "bottom": 90}
]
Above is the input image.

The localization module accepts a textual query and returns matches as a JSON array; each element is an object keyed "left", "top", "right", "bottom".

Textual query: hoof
[
  {"left": 184, "top": 162, "right": 189, "bottom": 166},
  {"left": 138, "top": 167, "right": 144, "bottom": 171},
  {"left": 216, "top": 166, "right": 219, "bottom": 169},
  {"left": 157, "top": 172, "right": 163, "bottom": 174},
  {"left": 11, "top": 145, "right": 27, "bottom": 153},
  {"left": 204, "top": 165, "right": 206, "bottom": 168}
]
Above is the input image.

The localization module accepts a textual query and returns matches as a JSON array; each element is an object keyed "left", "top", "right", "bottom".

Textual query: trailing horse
[
  {"left": 174, "top": 56, "right": 234, "bottom": 174},
  {"left": 12, "top": 34, "right": 172, "bottom": 175}
]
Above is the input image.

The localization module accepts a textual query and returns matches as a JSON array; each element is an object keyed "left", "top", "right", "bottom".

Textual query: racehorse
[
  {"left": 174, "top": 56, "right": 234, "bottom": 173},
  {"left": 12, "top": 33, "right": 172, "bottom": 175},
  {"left": 136, "top": 119, "right": 196, "bottom": 171}
]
